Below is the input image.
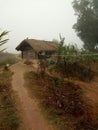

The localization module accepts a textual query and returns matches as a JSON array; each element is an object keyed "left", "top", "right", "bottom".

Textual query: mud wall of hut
[{"left": 22, "top": 49, "right": 38, "bottom": 59}]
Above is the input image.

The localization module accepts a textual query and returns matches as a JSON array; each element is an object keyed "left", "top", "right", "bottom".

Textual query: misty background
[{"left": 0, "top": 0, "right": 83, "bottom": 53}]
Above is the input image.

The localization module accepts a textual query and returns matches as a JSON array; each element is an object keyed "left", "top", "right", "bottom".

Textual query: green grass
[
  {"left": 0, "top": 57, "right": 18, "bottom": 67},
  {"left": 0, "top": 52, "right": 18, "bottom": 67}
]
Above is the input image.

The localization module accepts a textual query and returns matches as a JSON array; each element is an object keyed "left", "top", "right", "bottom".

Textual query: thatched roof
[{"left": 16, "top": 39, "right": 58, "bottom": 53}]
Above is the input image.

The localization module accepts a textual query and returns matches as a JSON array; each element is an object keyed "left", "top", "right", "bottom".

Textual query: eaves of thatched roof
[{"left": 16, "top": 39, "right": 58, "bottom": 53}]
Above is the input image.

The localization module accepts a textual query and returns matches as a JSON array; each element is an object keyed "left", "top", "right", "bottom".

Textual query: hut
[{"left": 16, "top": 39, "right": 58, "bottom": 59}]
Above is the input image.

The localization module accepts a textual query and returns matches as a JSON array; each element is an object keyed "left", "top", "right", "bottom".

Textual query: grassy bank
[
  {"left": 0, "top": 70, "right": 20, "bottom": 130},
  {"left": 25, "top": 71, "right": 98, "bottom": 130}
]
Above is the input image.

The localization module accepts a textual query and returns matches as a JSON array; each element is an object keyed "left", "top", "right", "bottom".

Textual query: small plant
[
  {"left": 54, "top": 77, "right": 63, "bottom": 88},
  {"left": 65, "top": 79, "right": 75, "bottom": 87}
]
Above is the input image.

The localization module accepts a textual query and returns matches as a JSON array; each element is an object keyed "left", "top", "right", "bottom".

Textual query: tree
[
  {"left": 72, "top": 0, "right": 98, "bottom": 52},
  {"left": 0, "top": 31, "right": 9, "bottom": 52}
]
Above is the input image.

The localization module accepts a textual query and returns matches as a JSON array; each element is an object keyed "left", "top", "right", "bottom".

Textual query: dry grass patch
[
  {"left": 25, "top": 71, "right": 98, "bottom": 130},
  {"left": 0, "top": 70, "right": 20, "bottom": 130}
]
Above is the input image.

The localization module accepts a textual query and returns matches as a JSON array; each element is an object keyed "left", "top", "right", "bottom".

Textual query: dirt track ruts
[{"left": 10, "top": 62, "right": 53, "bottom": 130}]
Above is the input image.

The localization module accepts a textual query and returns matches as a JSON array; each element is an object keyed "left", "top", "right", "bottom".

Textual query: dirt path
[
  {"left": 10, "top": 62, "right": 53, "bottom": 130},
  {"left": 76, "top": 79, "right": 98, "bottom": 104},
  {"left": 75, "top": 78, "right": 98, "bottom": 117}
]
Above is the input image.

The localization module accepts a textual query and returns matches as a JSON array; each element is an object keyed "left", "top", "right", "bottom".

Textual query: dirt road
[
  {"left": 76, "top": 76, "right": 98, "bottom": 121},
  {"left": 10, "top": 62, "right": 53, "bottom": 130}
]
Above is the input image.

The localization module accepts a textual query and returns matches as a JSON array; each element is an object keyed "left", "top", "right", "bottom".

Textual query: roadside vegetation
[
  {"left": 25, "top": 71, "right": 98, "bottom": 130},
  {"left": 0, "top": 30, "right": 20, "bottom": 129},
  {"left": 0, "top": 69, "right": 20, "bottom": 130},
  {"left": 25, "top": 37, "right": 98, "bottom": 130}
]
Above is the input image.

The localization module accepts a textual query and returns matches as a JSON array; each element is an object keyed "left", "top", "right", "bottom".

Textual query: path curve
[{"left": 10, "top": 62, "right": 53, "bottom": 130}]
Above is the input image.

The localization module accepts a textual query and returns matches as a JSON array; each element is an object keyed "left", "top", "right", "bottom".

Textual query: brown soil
[
  {"left": 10, "top": 62, "right": 53, "bottom": 130},
  {"left": 75, "top": 78, "right": 98, "bottom": 122}
]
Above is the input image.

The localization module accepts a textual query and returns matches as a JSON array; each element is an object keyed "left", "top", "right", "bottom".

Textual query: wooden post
[{"left": 21, "top": 51, "right": 23, "bottom": 59}]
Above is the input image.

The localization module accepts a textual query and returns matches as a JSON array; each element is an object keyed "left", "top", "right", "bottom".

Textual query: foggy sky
[{"left": 0, "top": 0, "right": 83, "bottom": 53}]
